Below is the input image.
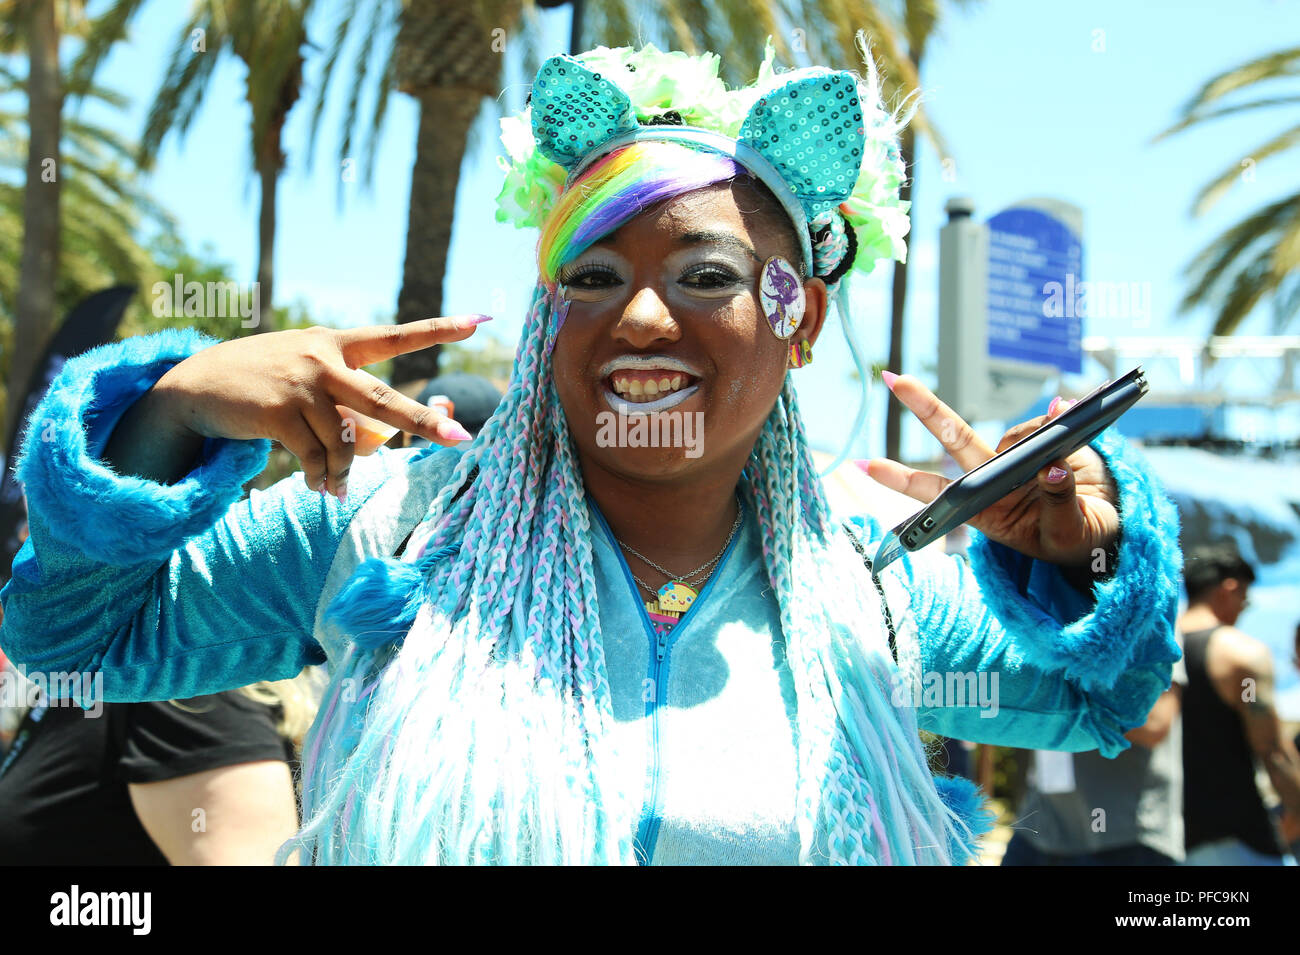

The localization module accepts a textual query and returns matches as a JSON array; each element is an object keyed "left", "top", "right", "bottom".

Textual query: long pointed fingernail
[
  {"left": 1047, "top": 466, "right": 1069, "bottom": 483},
  {"left": 437, "top": 420, "right": 473, "bottom": 442},
  {"left": 881, "top": 370, "right": 899, "bottom": 391},
  {"left": 459, "top": 314, "right": 494, "bottom": 327},
  {"left": 1048, "top": 395, "right": 1063, "bottom": 416}
]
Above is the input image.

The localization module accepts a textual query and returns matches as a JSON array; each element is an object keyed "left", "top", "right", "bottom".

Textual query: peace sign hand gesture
[
  {"left": 865, "top": 375, "right": 1119, "bottom": 569},
  {"left": 104, "top": 316, "right": 494, "bottom": 499}
]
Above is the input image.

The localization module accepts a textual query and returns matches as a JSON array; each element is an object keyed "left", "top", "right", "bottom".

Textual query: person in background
[
  {"left": 1179, "top": 542, "right": 1300, "bottom": 865},
  {"left": 401, "top": 373, "right": 504, "bottom": 446},
  {"left": 0, "top": 646, "right": 18, "bottom": 755},
  {"left": 0, "top": 669, "right": 319, "bottom": 866},
  {"left": 1282, "top": 621, "right": 1300, "bottom": 857},
  {"left": 1000, "top": 652, "right": 1185, "bottom": 866}
]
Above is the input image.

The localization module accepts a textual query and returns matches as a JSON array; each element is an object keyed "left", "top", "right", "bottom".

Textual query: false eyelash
[
  {"left": 557, "top": 257, "right": 622, "bottom": 284},
  {"left": 558, "top": 264, "right": 615, "bottom": 284},
  {"left": 683, "top": 264, "right": 742, "bottom": 285}
]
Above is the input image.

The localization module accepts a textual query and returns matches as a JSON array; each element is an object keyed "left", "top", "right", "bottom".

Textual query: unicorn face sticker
[{"left": 759, "top": 256, "right": 805, "bottom": 340}]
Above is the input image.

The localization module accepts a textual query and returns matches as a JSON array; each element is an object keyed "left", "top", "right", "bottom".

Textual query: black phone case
[{"left": 891, "top": 367, "right": 1149, "bottom": 553}]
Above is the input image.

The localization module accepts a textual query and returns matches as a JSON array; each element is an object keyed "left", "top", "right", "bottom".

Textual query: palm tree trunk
[
  {"left": 569, "top": 0, "right": 585, "bottom": 53},
  {"left": 7, "top": 0, "right": 62, "bottom": 445},
  {"left": 886, "top": 123, "right": 915, "bottom": 462},
  {"left": 249, "top": 50, "right": 304, "bottom": 336},
  {"left": 256, "top": 152, "right": 277, "bottom": 329},
  {"left": 391, "top": 87, "right": 482, "bottom": 387}
]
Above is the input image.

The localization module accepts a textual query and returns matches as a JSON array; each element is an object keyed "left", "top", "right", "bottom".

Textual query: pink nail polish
[
  {"left": 1047, "top": 466, "right": 1069, "bottom": 483},
  {"left": 461, "top": 314, "right": 494, "bottom": 326},
  {"left": 1048, "top": 395, "right": 1062, "bottom": 416},
  {"left": 441, "top": 421, "right": 472, "bottom": 442},
  {"left": 881, "top": 370, "right": 899, "bottom": 390}
]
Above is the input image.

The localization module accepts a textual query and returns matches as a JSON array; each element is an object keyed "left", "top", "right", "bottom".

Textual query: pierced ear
[{"left": 798, "top": 276, "right": 830, "bottom": 348}]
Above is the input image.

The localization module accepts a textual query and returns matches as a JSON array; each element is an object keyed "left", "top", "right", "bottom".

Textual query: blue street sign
[{"left": 986, "top": 207, "right": 1083, "bottom": 373}]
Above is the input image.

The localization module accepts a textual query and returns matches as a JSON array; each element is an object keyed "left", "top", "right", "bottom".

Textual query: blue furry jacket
[{"left": 0, "top": 330, "right": 1184, "bottom": 864}]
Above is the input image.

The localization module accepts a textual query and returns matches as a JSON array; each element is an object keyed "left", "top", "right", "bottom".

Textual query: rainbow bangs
[{"left": 537, "top": 141, "right": 742, "bottom": 286}]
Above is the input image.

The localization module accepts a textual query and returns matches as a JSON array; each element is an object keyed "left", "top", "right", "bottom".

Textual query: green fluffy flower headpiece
[{"left": 494, "top": 40, "right": 912, "bottom": 278}]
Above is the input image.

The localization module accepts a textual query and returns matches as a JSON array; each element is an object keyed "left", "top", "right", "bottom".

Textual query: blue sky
[{"left": 46, "top": 0, "right": 1300, "bottom": 459}]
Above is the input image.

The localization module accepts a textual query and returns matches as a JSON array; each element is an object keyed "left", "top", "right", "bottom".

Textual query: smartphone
[{"left": 871, "top": 366, "right": 1149, "bottom": 573}]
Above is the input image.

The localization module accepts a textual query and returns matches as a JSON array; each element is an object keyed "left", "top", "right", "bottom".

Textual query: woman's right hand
[{"left": 111, "top": 316, "right": 492, "bottom": 498}]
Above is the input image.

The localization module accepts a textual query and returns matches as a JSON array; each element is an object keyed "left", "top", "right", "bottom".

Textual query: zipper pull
[{"left": 655, "top": 629, "right": 669, "bottom": 662}]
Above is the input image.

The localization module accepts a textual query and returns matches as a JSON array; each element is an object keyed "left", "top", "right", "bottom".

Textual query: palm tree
[
  {"left": 72, "top": 0, "right": 313, "bottom": 328},
  {"left": 0, "top": 0, "right": 85, "bottom": 446},
  {"left": 0, "top": 66, "right": 181, "bottom": 427},
  {"left": 312, "top": 0, "right": 943, "bottom": 390},
  {"left": 1155, "top": 45, "right": 1300, "bottom": 337},
  {"left": 307, "top": 0, "right": 532, "bottom": 385}
]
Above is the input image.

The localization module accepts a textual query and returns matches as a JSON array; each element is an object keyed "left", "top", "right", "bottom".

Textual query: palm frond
[
  {"left": 1270, "top": 269, "right": 1300, "bottom": 332},
  {"left": 1175, "top": 45, "right": 1300, "bottom": 118},
  {"left": 1208, "top": 246, "right": 1275, "bottom": 337},
  {"left": 1180, "top": 190, "right": 1300, "bottom": 307},
  {"left": 336, "top": 0, "right": 391, "bottom": 181},
  {"left": 1190, "top": 122, "right": 1300, "bottom": 215},
  {"left": 303, "top": 0, "right": 365, "bottom": 169},
  {"left": 358, "top": 25, "right": 400, "bottom": 188},
  {"left": 66, "top": 0, "right": 146, "bottom": 95},
  {"left": 1152, "top": 94, "right": 1300, "bottom": 142},
  {"left": 1178, "top": 191, "right": 1300, "bottom": 338},
  {"left": 137, "top": 9, "right": 230, "bottom": 166}
]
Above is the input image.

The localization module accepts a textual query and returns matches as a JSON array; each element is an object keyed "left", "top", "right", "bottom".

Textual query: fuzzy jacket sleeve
[
  {"left": 859, "top": 428, "right": 1183, "bottom": 758},
  {"left": 13, "top": 328, "right": 271, "bottom": 566},
  {"left": 0, "top": 330, "right": 447, "bottom": 704}
]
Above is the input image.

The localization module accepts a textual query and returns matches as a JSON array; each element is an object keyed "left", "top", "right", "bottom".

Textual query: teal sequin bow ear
[
  {"left": 529, "top": 57, "right": 640, "bottom": 167},
  {"left": 738, "top": 70, "right": 866, "bottom": 219},
  {"left": 529, "top": 53, "right": 868, "bottom": 251}
]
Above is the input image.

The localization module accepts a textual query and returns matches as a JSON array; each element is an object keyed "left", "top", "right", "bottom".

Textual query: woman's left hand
[{"left": 865, "top": 375, "right": 1119, "bottom": 569}]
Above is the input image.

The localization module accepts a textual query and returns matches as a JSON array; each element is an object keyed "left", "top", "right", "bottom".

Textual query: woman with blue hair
[{"left": 0, "top": 41, "right": 1182, "bottom": 865}]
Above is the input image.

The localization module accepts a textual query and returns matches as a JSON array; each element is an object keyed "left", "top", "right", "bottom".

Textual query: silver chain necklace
[{"left": 614, "top": 500, "right": 744, "bottom": 600}]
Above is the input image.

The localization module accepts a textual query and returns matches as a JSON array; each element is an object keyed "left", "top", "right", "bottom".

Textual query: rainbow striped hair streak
[{"left": 281, "top": 141, "right": 992, "bottom": 866}]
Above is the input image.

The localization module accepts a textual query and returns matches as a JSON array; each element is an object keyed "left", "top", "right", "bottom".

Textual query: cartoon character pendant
[
  {"left": 645, "top": 580, "right": 697, "bottom": 624},
  {"left": 657, "top": 581, "right": 697, "bottom": 614},
  {"left": 759, "top": 256, "right": 806, "bottom": 340}
]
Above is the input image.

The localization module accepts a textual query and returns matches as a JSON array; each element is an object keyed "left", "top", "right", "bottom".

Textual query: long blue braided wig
[{"left": 278, "top": 142, "right": 991, "bottom": 866}]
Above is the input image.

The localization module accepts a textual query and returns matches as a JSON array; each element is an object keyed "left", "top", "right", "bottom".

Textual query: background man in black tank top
[{"left": 1179, "top": 543, "right": 1300, "bottom": 864}]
